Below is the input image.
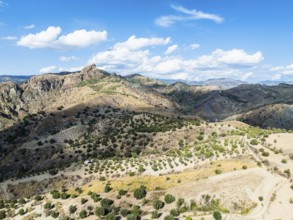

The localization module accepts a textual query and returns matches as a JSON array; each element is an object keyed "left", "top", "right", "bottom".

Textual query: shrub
[
  {"left": 105, "top": 213, "right": 115, "bottom": 220},
  {"left": 0, "top": 211, "right": 5, "bottom": 220},
  {"left": 134, "top": 185, "right": 147, "bottom": 200},
  {"left": 95, "top": 207, "right": 108, "bottom": 216},
  {"left": 242, "top": 165, "right": 247, "bottom": 170},
  {"left": 51, "top": 211, "right": 59, "bottom": 218},
  {"left": 153, "top": 199, "right": 164, "bottom": 210},
  {"left": 215, "top": 169, "right": 222, "bottom": 174},
  {"left": 127, "top": 214, "right": 138, "bottom": 220},
  {"left": 176, "top": 198, "right": 185, "bottom": 207},
  {"left": 250, "top": 139, "right": 258, "bottom": 145},
  {"left": 164, "top": 194, "right": 175, "bottom": 204},
  {"left": 259, "top": 196, "right": 263, "bottom": 201},
  {"left": 52, "top": 191, "right": 60, "bottom": 199},
  {"left": 18, "top": 208, "right": 25, "bottom": 215},
  {"left": 18, "top": 198, "right": 26, "bottom": 205},
  {"left": 34, "top": 195, "right": 43, "bottom": 201},
  {"left": 69, "top": 205, "right": 77, "bottom": 214},
  {"left": 79, "top": 210, "right": 87, "bottom": 219},
  {"left": 170, "top": 209, "right": 179, "bottom": 217},
  {"left": 213, "top": 211, "right": 222, "bottom": 220},
  {"left": 164, "top": 215, "right": 175, "bottom": 220},
  {"left": 81, "top": 198, "right": 88, "bottom": 204},
  {"left": 104, "top": 183, "right": 112, "bottom": 192},
  {"left": 119, "top": 189, "right": 127, "bottom": 196},
  {"left": 185, "top": 216, "right": 192, "bottom": 220},
  {"left": 61, "top": 192, "right": 69, "bottom": 199},
  {"left": 151, "top": 210, "right": 160, "bottom": 219},
  {"left": 120, "top": 209, "right": 130, "bottom": 217},
  {"left": 49, "top": 168, "right": 58, "bottom": 175},
  {"left": 281, "top": 159, "right": 287, "bottom": 164},
  {"left": 100, "top": 198, "right": 114, "bottom": 209},
  {"left": 44, "top": 202, "right": 53, "bottom": 209}
]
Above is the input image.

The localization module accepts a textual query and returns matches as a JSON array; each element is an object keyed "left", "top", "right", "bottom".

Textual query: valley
[{"left": 0, "top": 65, "right": 293, "bottom": 220}]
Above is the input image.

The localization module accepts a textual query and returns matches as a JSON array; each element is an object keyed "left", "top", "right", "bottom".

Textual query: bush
[
  {"left": 120, "top": 209, "right": 130, "bottom": 217},
  {"left": 213, "top": 211, "right": 222, "bottom": 220},
  {"left": 18, "top": 208, "right": 25, "bottom": 215},
  {"left": 127, "top": 214, "right": 138, "bottom": 220},
  {"left": 61, "top": 192, "right": 69, "bottom": 199},
  {"left": 18, "top": 198, "right": 26, "bottom": 205},
  {"left": 104, "top": 183, "right": 112, "bottom": 192},
  {"left": 100, "top": 198, "right": 114, "bottom": 209},
  {"left": 51, "top": 211, "right": 59, "bottom": 218},
  {"left": 151, "top": 210, "right": 160, "bottom": 219},
  {"left": 185, "top": 216, "right": 192, "bottom": 220},
  {"left": 119, "top": 189, "right": 127, "bottom": 196},
  {"left": 250, "top": 139, "right": 258, "bottom": 145},
  {"left": 153, "top": 199, "right": 164, "bottom": 210},
  {"left": 81, "top": 198, "right": 88, "bottom": 204},
  {"left": 44, "top": 202, "right": 53, "bottom": 209},
  {"left": 176, "top": 198, "right": 185, "bottom": 207},
  {"left": 242, "top": 165, "right": 247, "bottom": 170},
  {"left": 164, "top": 215, "right": 175, "bottom": 220},
  {"left": 79, "top": 210, "right": 88, "bottom": 219},
  {"left": 52, "top": 191, "right": 60, "bottom": 199},
  {"left": 0, "top": 211, "right": 5, "bottom": 220},
  {"left": 170, "top": 209, "right": 179, "bottom": 217},
  {"left": 105, "top": 213, "right": 115, "bottom": 220},
  {"left": 215, "top": 169, "right": 222, "bottom": 175},
  {"left": 134, "top": 185, "right": 147, "bottom": 200},
  {"left": 49, "top": 168, "right": 58, "bottom": 175},
  {"left": 34, "top": 195, "right": 43, "bottom": 201},
  {"left": 69, "top": 205, "right": 77, "bottom": 214},
  {"left": 95, "top": 207, "right": 108, "bottom": 216},
  {"left": 164, "top": 194, "right": 175, "bottom": 204}
]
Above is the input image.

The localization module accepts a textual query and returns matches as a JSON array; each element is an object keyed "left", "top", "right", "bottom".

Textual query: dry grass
[{"left": 78, "top": 158, "right": 256, "bottom": 194}]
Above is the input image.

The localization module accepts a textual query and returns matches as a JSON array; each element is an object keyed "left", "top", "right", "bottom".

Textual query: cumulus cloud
[
  {"left": 270, "top": 63, "right": 293, "bottom": 80},
  {"left": 241, "top": 72, "right": 253, "bottom": 81},
  {"left": 1, "top": 36, "right": 17, "bottom": 40},
  {"left": 88, "top": 36, "right": 263, "bottom": 81},
  {"left": 24, "top": 24, "right": 35, "bottom": 30},
  {"left": 39, "top": 65, "right": 83, "bottom": 74},
  {"left": 39, "top": 66, "right": 57, "bottom": 73},
  {"left": 165, "top": 44, "right": 178, "bottom": 54},
  {"left": 17, "top": 26, "right": 107, "bottom": 49},
  {"left": 59, "top": 56, "right": 79, "bottom": 62},
  {"left": 155, "top": 5, "right": 223, "bottom": 27},
  {"left": 190, "top": 43, "right": 200, "bottom": 50},
  {"left": 113, "top": 35, "right": 170, "bottom": 50}
]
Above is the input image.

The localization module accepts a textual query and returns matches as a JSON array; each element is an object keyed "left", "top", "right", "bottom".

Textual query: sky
[{"left": 1, "top": 0, "right": 293, "bottom": 82}]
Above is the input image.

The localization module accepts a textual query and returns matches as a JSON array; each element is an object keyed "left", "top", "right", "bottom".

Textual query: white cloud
[
  {"left": 197, "top": 49, "right": 263, "bottom": 67},
  {"left": 88, "top": 36, "right": 263, "bottom": 81},
  {"left": 24, "top": 24, "right": 35, "bottom": 30},
  {"left": 241, "top": 72, "right": 253, "bottom": 81},
  {"left": 190, "top": 43, "right": 200, "bottom": 49},
  {"left": 59, "top": 56, "right": 79, "bottom": 62},
  {"left": 165, "top": 44, "right": 178, "bottom": 54},
  {"left": 270, "top": 63, "right": 293, "bottom": 80},
  {"left": 1, "top": 36, "right": 17, "bottom": 40},
  {"left": 17, "top": 26, "right": 107, "bottom": 49},
  {"left": 113, "top": 35, "right": 170, "bottom": 50},
  {"left": 39, "top": 66, "right": 57, "bottom": 73},
  {"left": 155, "top": 5, "right": 223, "bottom": 27}
]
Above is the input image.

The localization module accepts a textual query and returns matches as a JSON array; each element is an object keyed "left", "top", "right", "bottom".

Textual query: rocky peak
[{"left": 80, "top": 64, "right": 109, "bottom": 80}]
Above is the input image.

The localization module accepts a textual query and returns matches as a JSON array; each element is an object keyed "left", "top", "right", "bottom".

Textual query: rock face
[{"left": 0, "top": 65, "right": 177, "bottom": 128}]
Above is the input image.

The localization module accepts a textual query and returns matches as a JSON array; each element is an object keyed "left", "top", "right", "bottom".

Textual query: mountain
[
  {"left": 0, "top": 75, "right": 32, "bottom": 83},
  {"left": 160, "top": 77, "right": 247, "bottom": 89},
  {"left": 259, "top": 80, "right": 293, "bottom": 86}
]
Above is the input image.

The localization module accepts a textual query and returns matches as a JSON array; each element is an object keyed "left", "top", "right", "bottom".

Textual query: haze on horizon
[{"left": 0, "top": 0, "right": 293, "bottom": 82}]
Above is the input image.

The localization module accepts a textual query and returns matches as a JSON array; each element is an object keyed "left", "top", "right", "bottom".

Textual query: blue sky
[{"left": 1, "top": 0, "right": 293, "bottom": 82}]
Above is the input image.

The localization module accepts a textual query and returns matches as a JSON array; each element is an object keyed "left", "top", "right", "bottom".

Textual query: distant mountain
[
  {"left": 0, "top": 75, "right": 32, "bottom": 83},
  {"left": 160, "top": 78, "right": 247, "bottom": 89},
  {"left": 125, "top": 74, "right": 166, "bottom": 87},
  {"left": 259, "top": 80, "right": 293, "bottom": 86}
]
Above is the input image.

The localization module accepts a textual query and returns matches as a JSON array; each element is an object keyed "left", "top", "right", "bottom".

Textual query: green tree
[{"left": 213, "top": 211, "right": 222, "bottom": 220}]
